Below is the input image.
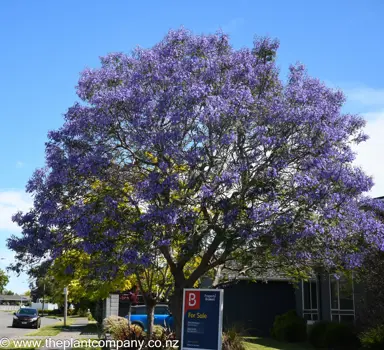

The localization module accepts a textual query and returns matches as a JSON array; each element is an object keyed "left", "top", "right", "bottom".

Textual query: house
[
  {"left": 296, "top": 272, "right": 358, "bottom": 324},
  {"left": 97, "top": 200, "right": 381, "bottom": 335},
  {"left": 216, "top": 277, "right": 297, "bottom": 336},
  {"left": 96, "top": 274, "right": 362, "bottom": 337},
  {"left": 0, "top": 294, "right": 31, "bottom": 305},
  {"left": 210, "top": 271, "right": 362, "bottom": 336}
]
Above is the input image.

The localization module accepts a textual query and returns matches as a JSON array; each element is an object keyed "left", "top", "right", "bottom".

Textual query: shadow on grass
[
  {"left": 243, "top": 337, "right": 314, "bottom": 350},
  {"left": 26, "top": 320, "right": 75, "bottom": 336},
  {"left": 79, "top": 323, "right": 100, "bottom": 335},
  {"left": 26, "top": 324, "right": 66, "bottom": 336}
]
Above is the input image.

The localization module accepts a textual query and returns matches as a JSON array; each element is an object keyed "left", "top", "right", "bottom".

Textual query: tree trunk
[
  {"left": 170, "top": 286, "right": 184, "bottom": 340},
  {"left": 146, "top": 300, "right": 156, "bottom": 340}
]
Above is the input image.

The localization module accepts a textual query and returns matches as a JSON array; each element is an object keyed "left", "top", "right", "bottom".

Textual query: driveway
[{"left": 0, "top": 311, "right": 58, "bottom": 338}]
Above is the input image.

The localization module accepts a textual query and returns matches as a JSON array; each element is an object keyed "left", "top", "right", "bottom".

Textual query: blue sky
[{"left": 1, "top": 0, "right": 383, "bottom": 294}]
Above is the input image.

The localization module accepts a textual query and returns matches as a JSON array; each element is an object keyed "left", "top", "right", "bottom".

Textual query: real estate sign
[{"left": 181, "top": 288, "right": 224, "bottom": 350}]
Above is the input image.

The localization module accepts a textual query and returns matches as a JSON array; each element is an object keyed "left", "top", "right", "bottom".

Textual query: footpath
[{"left": 11, "top": 318, "right": 100, "bottom": 349}]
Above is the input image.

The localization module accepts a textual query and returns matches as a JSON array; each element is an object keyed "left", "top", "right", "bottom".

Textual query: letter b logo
[
  {"left": 188, "top": 292, "right": 196, "bottom": 306},
  {"left": 185, "top": 291, "right": 200, "bottom": 312}
]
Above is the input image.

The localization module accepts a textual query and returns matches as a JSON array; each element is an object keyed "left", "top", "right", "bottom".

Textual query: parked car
[
  {"left": 12, "top": 307, "right": 41, "bottom": 329},
  {"left": 126, "top": 304, "right": 174, "bottom": 332}
]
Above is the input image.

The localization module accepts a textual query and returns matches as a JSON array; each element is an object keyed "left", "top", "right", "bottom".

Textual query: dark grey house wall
[
  {"left": 220, "top": 279, "right": 297, "bottom": 336},
  {"left": 352, "top": 279, "right": 367, "bottom": 326},
  {"left": 319, "top": 273, "right": 331, "bottom": 321},
  {"left": 295, "top": 282, "right": 303, "bottom": 317}
]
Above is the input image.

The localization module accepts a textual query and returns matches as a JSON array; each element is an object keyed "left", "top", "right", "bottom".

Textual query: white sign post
[{"left": 63, "top": 287, "right": 68, "bottom": 327}]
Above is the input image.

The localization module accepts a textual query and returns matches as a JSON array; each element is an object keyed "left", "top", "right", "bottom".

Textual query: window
[
  {"left": 155, "top": 306, "right": 169, "bottom": 315},
  {"left": 18, "top": 308, "right": 37, "bottom": 315},
  {"left": 302, "top": 279, "right": 319, "bottom": 321},
  {"left": 329, "top": 275, "right": 355, "bottom": 323},
  {"left": 131, "top": 305, "right": 169, "bottom": 315},
  {"left": 131, "top": 306, "right": 146, "bottom": 315}
]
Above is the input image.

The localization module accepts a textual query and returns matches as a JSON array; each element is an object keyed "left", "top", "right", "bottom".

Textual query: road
[{"left": 0, "top": 311, "right": 58, "bottom": 338}]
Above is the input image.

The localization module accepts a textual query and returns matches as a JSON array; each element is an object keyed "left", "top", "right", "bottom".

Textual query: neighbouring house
[{"left": 0, "top": 294, "right": 31, "bottom": 305}]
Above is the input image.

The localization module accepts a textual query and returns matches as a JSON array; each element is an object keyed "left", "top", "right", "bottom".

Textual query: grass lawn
[
  {"left": 25, "top": 319, "right": 74, "bottom": 336},
  {"left": 4, "top": 339, "right": 101, "bottom": 350},
  {"left": 243, "top": 337, "right": 313, "bottom": 350},
  {"left": 2, "top": 339, "right": 44, "bottom": 349}
]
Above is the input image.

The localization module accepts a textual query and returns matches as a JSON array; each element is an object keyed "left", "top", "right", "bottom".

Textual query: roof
[
  {"left": 0, "top": 294, "right": 31, "bottom": 301},
  {"left": 132, "top": 304, "right": 168, "bottom": 307},
  {"left": 214, "top": 275, "right": 295, "bottom": 288}
]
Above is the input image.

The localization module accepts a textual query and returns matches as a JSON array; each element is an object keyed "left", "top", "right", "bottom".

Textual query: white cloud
[
  {"left": 353, "top": 110, "right": 384, "bottom": 198},
  {"left": 16, "top": 161, "right": 24, "bottom": 168},
  {"left": 345, "top": 87, "right": 384, "bottom": 107},
  {"left": 327, "top": 83, "right": 384, "bottom": 197},
  {"left": 0, "top": 250, "right": 16, "bottom": 267},
  {"left": 0, "top": 190, "right": 33, "bottom": 232}
]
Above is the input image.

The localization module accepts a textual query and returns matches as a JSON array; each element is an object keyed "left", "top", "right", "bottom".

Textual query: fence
[
  {"left": 31, "top": 302, "right": 59, "bottom": 310},
  {"left": 0, "top": 305, "right": 19, "bottom": 311}
]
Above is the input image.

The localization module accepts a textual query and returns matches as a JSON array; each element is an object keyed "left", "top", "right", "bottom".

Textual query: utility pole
[
  {"left": 42, "top": 283, "right": 45, "bottom": 316},
  {"left": 63, "top": 286, "right": 68, "bottom": 327}
]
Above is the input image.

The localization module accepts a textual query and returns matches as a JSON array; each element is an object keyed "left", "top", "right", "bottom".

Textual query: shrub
[
  {"left": 325, "top": 322, "right": 359, "bottom": 350},
  {"left": 102, "top": 315, "right": 129, "bottom": 336},
  {"left": 111, "top": 323, "right": 146, "bottom": 344},
  {"left": 76, "top": 308, "right": 89, "bottom": 317},
  {"left": 38, "top": 309, "right": 60, "bottom": 316},
  {"left": 308, "top": 321, "right": 329, "bottom": 348},
  {"left": 150, "top": 325, "right": 177, "bottom": 348},
  {"left": 89, "top": 300, "right": 104, "bottom": 324},
  {"left": 360, "top": 324, "right": 384, "bottom": 349},
  {"left": 152, "top": 325, "right": 166, "bottom": 339},
  {"left": 309, "top": 321, "right": 360, "bottom": 349},
  {"left": 67, "top": 308, "right": 75, "bottom": 316},
  {"left": 222, "top": 328, "right": 245, "bottom": 350},
  {"left": 271, "top": 310, "right": 307, "bottom": 343}
]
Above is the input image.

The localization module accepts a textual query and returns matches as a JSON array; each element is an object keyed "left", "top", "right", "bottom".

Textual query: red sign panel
[{"left": 184, "top": 290, "right": 200, "bottom": 313}]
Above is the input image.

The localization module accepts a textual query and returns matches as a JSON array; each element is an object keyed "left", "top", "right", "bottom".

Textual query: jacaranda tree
[{"left": 8, "top": 28, "right": 384, "bottom": 338}]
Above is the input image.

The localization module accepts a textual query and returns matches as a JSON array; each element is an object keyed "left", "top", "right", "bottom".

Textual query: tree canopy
[
  {"left": 0, "top": 268, "right": 9, "bottom": 294},
  {"left": 8, "top": 28, "right": 384, "bottom": 336}
]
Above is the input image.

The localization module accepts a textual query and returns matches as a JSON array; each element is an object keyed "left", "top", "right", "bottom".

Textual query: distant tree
[
  {"left": 0, "top": 269, "right": 9, "bottom": 294},
  {"left": 4, "top": 290, "right": 15, "bottom": 295}
]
